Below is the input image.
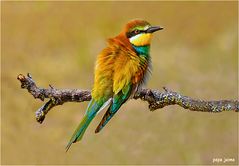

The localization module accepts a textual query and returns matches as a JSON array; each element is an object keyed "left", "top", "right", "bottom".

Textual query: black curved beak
[{"left": 146, "top": 26, "right": 163, "bottom": 33}]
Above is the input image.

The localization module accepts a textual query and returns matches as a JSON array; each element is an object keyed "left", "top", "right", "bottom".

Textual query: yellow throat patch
[{"left": 129, "top": 33, "right": 152, "bottom": 46}]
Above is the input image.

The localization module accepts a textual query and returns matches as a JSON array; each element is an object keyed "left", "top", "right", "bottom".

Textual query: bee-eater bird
[{"left": 66, "top": 19, "right": 163, "bottom": 151}]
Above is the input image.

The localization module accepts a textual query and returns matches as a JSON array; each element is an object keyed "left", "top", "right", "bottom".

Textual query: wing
[
  {"left": 91, "top": 47, "right": 115, "bottom": 101},
  {"left": 95, "top": 42, "right": 147, "bottom": 133},
  {"left": 95, "top": 83, "right": 133, "bottom": 133}
]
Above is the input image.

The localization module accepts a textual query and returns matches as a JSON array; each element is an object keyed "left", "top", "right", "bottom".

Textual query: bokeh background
[{"left": 1, "top": 1, "right": 238, "bottom": 165}]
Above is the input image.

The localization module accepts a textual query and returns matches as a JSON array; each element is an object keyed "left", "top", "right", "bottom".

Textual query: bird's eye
[{"left": 134, "top": 29, "right": 140, "bottom": 34}]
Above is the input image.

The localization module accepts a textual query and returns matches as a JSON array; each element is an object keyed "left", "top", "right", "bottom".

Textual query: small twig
[{"left": 17, "top": 74, "right": 239, "bottom": 124}]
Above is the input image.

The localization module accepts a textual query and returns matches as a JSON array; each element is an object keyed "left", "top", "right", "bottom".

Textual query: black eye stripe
[
  {"left": 135, "top": 30, "right": 145, "bottom": 34},
  {"left": 126, "top": 30, "right": 146, "bottom": 38}
]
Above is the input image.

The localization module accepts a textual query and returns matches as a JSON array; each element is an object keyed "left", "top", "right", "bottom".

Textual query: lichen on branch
[{"left": 17, "top": 73, "right": 239, "bottom": 124}]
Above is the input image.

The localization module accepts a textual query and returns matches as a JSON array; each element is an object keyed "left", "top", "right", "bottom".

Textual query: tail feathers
[
  {"left": 65, "top": 100, "right": 101, "bottom": 152},
  {"left": 95, "top": 100, "right": 124, "bottom": 133},
  {"left": 95, "top": 87, "right": 131, "bottom": 133},
  {"left": 95, "top": 86, "right": 132, "bottom": 133},
  {"left": 95, "top": 105, "right": 114, "bottom": 133},
  {"left": 65, "top": 115, "right": 92, "bottom": 152}
]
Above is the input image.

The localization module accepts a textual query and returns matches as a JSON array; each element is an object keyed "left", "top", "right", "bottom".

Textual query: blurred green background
[{"left": 1, "top": 1, "right": 238, "bottom": 165}]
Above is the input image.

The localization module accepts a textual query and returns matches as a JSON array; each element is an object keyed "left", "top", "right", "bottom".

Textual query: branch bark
[{"left": 17, "top": 73, "right": 239, "bottom": 124}]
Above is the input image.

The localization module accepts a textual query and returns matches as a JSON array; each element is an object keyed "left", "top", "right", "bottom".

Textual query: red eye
[{"left": 134, "top": 29, "right": 139, "bottom": 34}]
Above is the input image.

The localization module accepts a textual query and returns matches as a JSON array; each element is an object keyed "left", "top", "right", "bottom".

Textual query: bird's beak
[{"left": 146, "top": 26, "right": 163, "bottom": 33}]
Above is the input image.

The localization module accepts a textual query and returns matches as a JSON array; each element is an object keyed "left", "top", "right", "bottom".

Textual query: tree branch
[{"left": 17, "top": 73, "right": 239, "bottom": 124}]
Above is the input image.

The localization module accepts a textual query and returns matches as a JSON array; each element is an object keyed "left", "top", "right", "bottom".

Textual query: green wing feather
[{"left": 95, "top": 84, "right": 132, "bottom": 133}]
